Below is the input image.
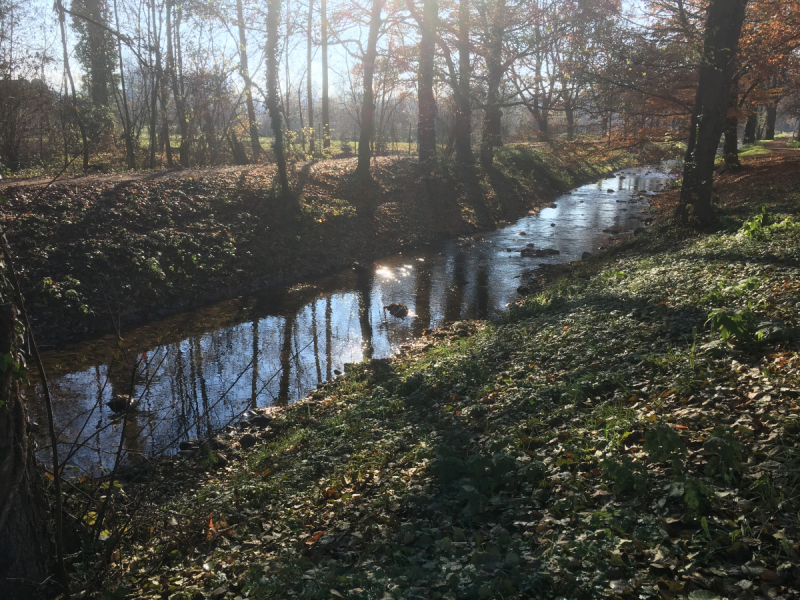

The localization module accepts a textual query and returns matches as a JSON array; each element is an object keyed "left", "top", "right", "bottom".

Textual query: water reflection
[{"left": 28, "top": 166, "right": 672, "bottom": 474}]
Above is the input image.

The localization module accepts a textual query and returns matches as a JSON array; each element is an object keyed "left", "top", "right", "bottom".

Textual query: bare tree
[
  {"left": 355, "top": 0, "right": 383, "bottom": 182},
  {"left": 416, "top": 0, "right": 437, "bottom": 164},
  {"left": 267, "top": 0, "right": 291, "bottom": 195},
  {"left": 166, "top": 0, "right": 189, "bottom": 166},
  {"left": 321, "top": 0, "right": 330, "bottom": 148},
  {"left": 236, "top": 0, "right": 261, "bottom": 160},
  {"left": 307, "top": 0, "right": 315, "bottom": 155}
]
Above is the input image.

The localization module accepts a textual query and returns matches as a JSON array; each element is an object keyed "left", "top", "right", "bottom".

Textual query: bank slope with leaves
[{"left": 81, "top": 173, "right": 800, "bottom": 600}]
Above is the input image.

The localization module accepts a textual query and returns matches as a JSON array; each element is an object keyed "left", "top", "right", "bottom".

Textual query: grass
[
  {"left": 715, "top": 140, "right": 771, "bottom": 166},
  {"left": 738, "top": 140, "right": 772, "bottom": 158},
  {"left": 72, "top": 171, "right": 800, "bottom": 599}
]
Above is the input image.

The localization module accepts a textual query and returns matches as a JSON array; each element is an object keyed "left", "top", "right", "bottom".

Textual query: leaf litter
[{"left": 60, "top": 145, "right": 800, "bottom": 599}]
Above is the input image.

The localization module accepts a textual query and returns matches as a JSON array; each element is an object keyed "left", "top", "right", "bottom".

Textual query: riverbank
[
  {"left": 0, "top": 142, "right": 657, "bottom": 347},
  {"left": 66, "top": 146, "right": 800, "bottom": 599}
]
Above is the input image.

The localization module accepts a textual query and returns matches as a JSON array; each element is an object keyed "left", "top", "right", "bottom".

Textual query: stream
[{"left": 26, "top": 165, "right": 673, "bottom": 475}]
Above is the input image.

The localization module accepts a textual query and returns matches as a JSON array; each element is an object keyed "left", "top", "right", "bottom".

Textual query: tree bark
[
  {"left": 307, "top": 0, "right": 315, "bottom": 156},
  {"left": 237, "top": 0, "right": 260, "bottom": 161},
  {"left": 267, "top": 0, "right": 291, "bottom": 196},
  {"left": 321, "top": 0, "right": 330, "bottom": 148},
  {"left": 355, "top": 0, "right": 383, "bottom": 183},
  {"left": 417, "top": 0, "right": 437, "bottom": 165},
  {"left": 479, "top": 0, "right": 505, "bottom": 168},
  {"left": 723, "top": 75, "right": 740, "bottom": 170},
  {"left": 677, "top": 0, "right": 749, "bottom": 227},
  {"left": 0, "top": 305, "right": 54, "bottom": 600}
]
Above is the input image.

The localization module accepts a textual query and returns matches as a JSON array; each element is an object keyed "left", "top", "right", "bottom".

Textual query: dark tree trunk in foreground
[
  {"left": 454, "top": 0, "right": 473, "bottom": 165},
  {"left": 417, "top": 0, "right": 437, "bottom": 165},
  {"left": 355, "top": 0, "right": 383, "bottom": 182},
  {"left": 677, "top": 0, "right": 749, "bottom": 227},
  {"left": 321, "top": 0, "right": 330, "bottom": 148},
  {"left": 0, "top": 305, "right": 54, "bottom": 599},
  {"left": 267, "top": 0, "right": 291, "bottom": 196},
  {"left": 723, "top": 75, "right": 740, "bottom": 170}
]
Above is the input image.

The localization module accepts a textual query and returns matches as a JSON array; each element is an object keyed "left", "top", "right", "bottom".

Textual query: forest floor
[
  {"left": 0, "top": 143, "right": 644, "bottom": 347},
  {"left": 64, "top": 142, "right": 800, "bottom": 600}
]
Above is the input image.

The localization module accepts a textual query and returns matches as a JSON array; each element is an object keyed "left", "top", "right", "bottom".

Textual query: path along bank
[
  {"left": 0, "top": 143, "right": 662, "bottom": 347},
  {"left": 63, "top": 143, "right": 800, "bottom": 599}
]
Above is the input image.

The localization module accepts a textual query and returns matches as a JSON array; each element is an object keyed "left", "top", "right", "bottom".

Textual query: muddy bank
[{"left": 0, "top": 145, "right": 649, "bottom": 347}]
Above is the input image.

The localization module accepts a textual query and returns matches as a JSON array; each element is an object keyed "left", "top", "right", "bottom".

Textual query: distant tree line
[{"left": 0, "top": 0, "right": 797, "bottom": 201}]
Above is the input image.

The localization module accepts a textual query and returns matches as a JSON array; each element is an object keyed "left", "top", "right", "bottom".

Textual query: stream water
[{"left": 27, "top": 165, "right": 673, "bottom": 475}]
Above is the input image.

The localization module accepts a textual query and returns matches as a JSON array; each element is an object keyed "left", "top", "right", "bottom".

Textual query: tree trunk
[
  {"left": 159, "top": 66, "right": 173, "bottom": 168},
  {"left": 677, "top": 0, "right": 748, "bottom": 228},
  {"left": 723, "top": 75, "right": 740, "bottom": 169},
  {"left": 743, "top": 111, "right": 757, "bottom": 144},
  {"left": 479, "top": 0, "right": 505, "bottom": 168},
  {"left": 454, "top": 0, "right": 473, "bottom": 165},
  {"left": 57, "top": 1, "right": 90, "bottom": 172},
  {"left": 321, "top": 0, "right": 330, "bottom": 148},
  {"left": 565, "top": 105, "right": 575, "bottom": 140},
  {"left": 80, "top": 0, "right": 112, "bottom": 108},
  {"left": 148, "top": 0, "right": 161, "bottom": 169},
  {"left": 237, "top": 0, "right": 260, "bottom": 161},
  {"left": 267, "top": 0, "right": 291, "bottom": 196},
  {"left": 417, "top": 0, "right": 437, "bottom": 165},
  {"left": 765, "top": 101, "right": 777, "bottom": 140},
  {"left": 307, "top": 0, "right": 315, "bottom": 156},
  {"left": 166, "top": 0, "right": 189, "bottom": 167},
  {"left": 113, "top": 0, "right": 135, "bottom": 169},
  {"left": 0, "top": 305, "right": 55, "bottom": 600},
  {"left": 355, "top": 0, "right": 383, "bottom": 183}
]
